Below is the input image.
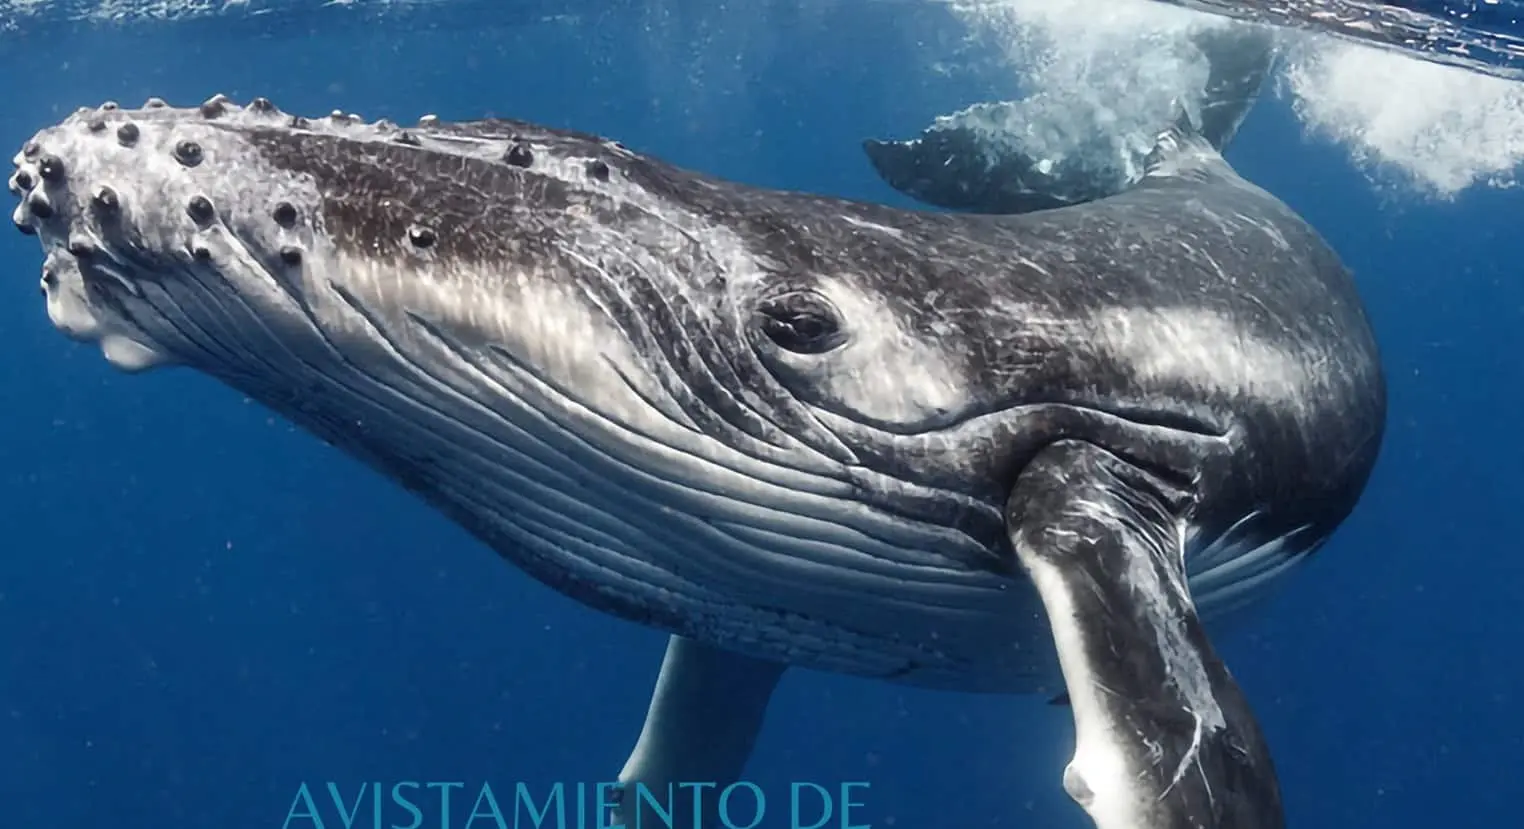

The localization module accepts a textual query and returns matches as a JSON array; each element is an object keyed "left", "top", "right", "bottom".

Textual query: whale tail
[{"left": 1190, "top": 22, "right": 1280, "bottom": 150}]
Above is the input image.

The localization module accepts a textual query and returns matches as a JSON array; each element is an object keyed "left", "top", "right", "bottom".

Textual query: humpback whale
[
  {"left": 863, "top": 22, "right": 1279, "bottom": 215},
  {"left": 9, "top": 96, "right": 1385, "bottom": 829}
]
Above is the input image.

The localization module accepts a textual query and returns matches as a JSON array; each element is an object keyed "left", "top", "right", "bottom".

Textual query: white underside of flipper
[
  {"left": 1023, "top": 554, "right": 1188, "bottom": 829},
  {"left": 614, "top": 635, "right": 786, "bottom": 828}
]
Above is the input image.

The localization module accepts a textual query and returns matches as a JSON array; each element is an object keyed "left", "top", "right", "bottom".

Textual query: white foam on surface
[
  {"left": 0, "top": 0, "right": 438, "bottom": 28},
  {"left": 1279, "top": 35, "right": 1524, "bottom": 196},
  {"left": 959, "top": 0, "right": 1224, "bottom": 113},
  {"left": 945, "top": 0, "right": 1524, "bottom": 198}
]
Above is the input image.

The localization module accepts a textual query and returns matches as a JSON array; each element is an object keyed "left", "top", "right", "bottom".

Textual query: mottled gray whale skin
[
  {"left": 10, "top": 96, "right": 1384, "bottom": 829},
  {"left": 864, "top": 22, "right": 1279, "bottom": 214}
]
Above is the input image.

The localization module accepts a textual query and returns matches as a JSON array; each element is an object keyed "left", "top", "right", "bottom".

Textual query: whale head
[
  {"left": 11, "top": 95, "right": 746, "bottom": 386},
  {"left": 11, "top": 96, "right": 1074, "bottom": 671}
]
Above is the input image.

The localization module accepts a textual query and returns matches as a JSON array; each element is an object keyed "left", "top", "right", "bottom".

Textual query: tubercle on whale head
[{"left": 6, "top": 93, "right": 675, "bottom": 379}]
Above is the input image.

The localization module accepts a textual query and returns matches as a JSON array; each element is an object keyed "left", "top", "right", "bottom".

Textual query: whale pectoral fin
[
  {"left": 614, "top": 635, "right": 786, "bottom": 828},
  {"left": 1005, "top": 440, "right": 1284, "bottom": 829}
]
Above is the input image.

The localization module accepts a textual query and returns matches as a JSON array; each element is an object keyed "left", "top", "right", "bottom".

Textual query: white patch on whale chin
[
  {"left": 42, "top": 257, "right": 103, "bottom": 342},
  {"left": 36, "top": 248, "right": 174, "bottom": 372},
  {"left": 98, "top": 335, "right": 171, "bottom": 372}
]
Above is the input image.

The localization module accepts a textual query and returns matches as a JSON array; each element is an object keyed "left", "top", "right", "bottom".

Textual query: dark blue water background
[{"left": 1, "top": 3, "right": 1520, "bottom": 827}]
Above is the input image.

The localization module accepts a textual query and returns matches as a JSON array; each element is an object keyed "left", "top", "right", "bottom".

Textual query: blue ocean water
[{"left": 1, "top": 3, "right": 1521, "bottom": 828}]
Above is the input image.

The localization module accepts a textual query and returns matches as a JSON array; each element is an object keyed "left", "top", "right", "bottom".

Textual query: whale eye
[{"left": 755, "top": 291, "right": 847, "bottom": 354}]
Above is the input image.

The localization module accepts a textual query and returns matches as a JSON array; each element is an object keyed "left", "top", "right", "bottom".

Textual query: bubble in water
[{"left": 1281, "top": 36, "right": 1524, "bottom": 197}]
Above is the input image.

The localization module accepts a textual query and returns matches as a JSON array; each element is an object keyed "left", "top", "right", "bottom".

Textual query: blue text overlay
[{"left": 283, "top": 780, "right": 873, "bottom": 829}]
